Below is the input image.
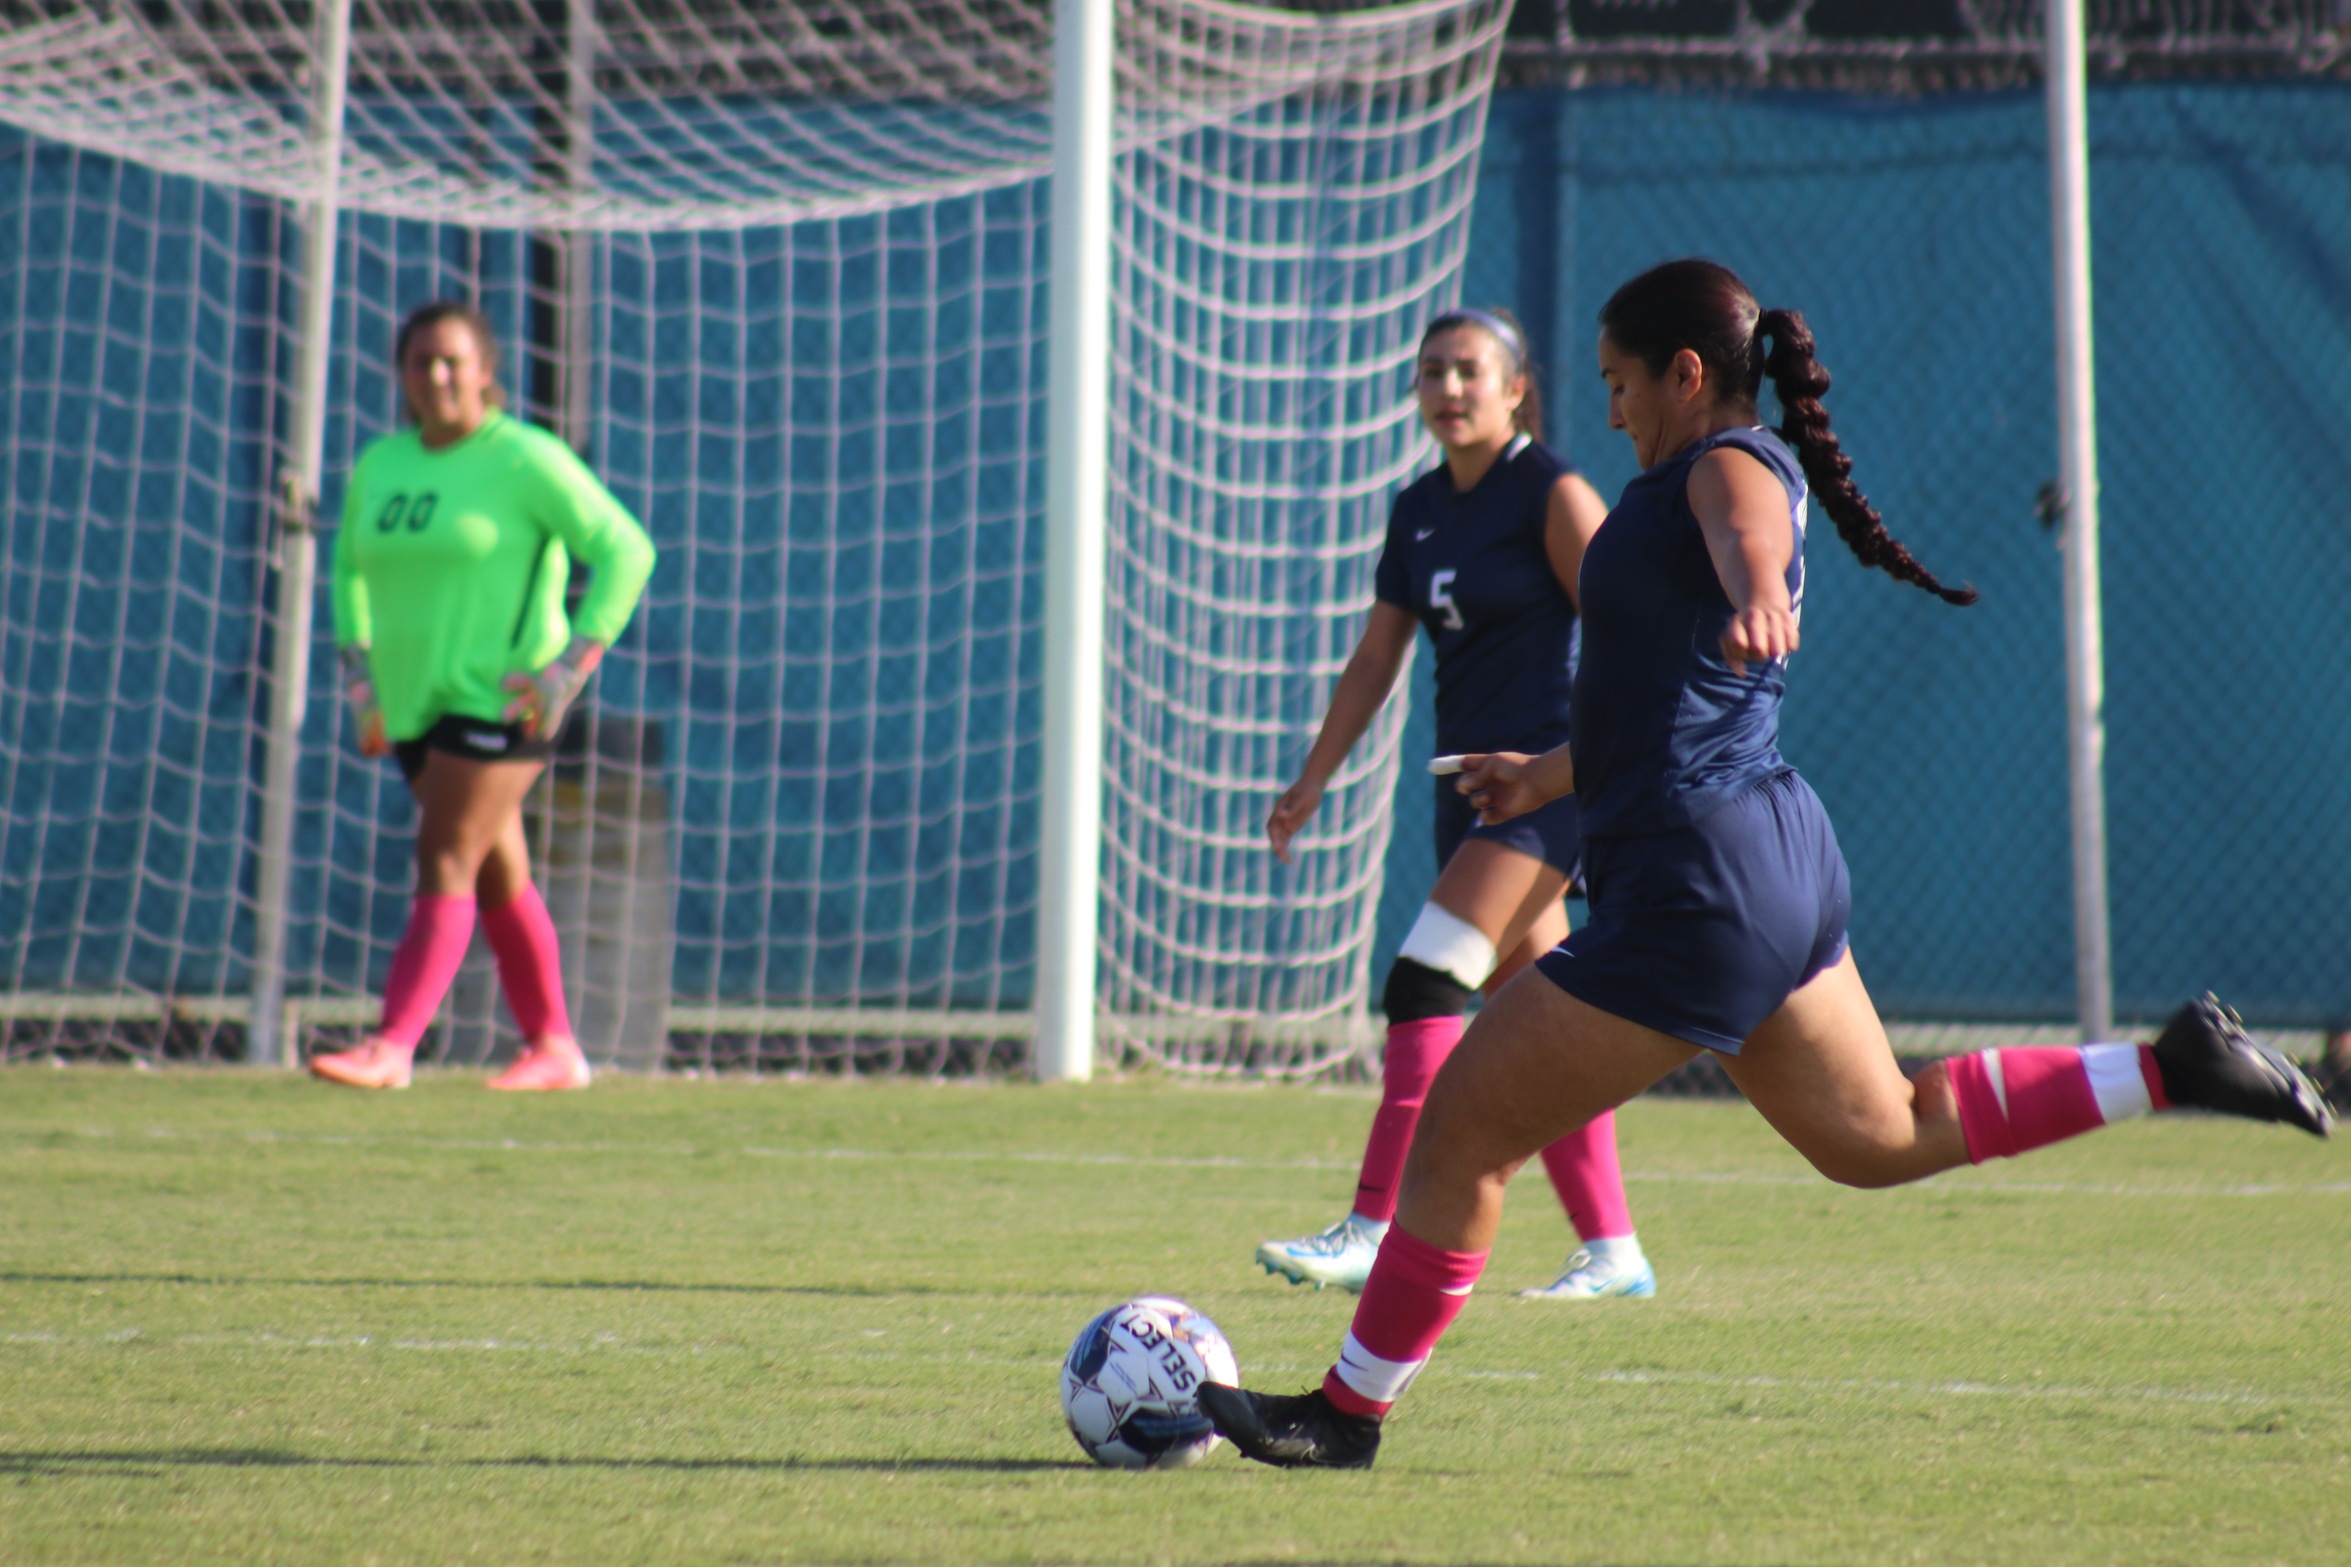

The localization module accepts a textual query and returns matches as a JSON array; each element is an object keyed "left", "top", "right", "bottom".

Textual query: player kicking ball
[
  {"left": 1199, "top": 258, "right": 2331, "bottom": 1469},
  {"left": 1257, "top": 306, "right": 1656, "bottom": 1303}
]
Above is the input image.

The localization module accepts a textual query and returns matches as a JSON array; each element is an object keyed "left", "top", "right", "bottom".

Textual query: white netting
[
  {"left": 1103, "top": 0, "right": 1510, "bottom": 1072},
  {"left": 0, "top": 0, "right": 1507, "bottom": 1073},
  {"left": 0, "top": 1, "right": 1444, "bottom": 229}
]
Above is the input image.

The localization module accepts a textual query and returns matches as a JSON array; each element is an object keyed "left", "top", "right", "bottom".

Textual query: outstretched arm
[
  {"left": 1268, "top": 601, "right": 1418, "bottom": 863},
  {"left": 1687, "top": 446, "right": 1798, "bottom": 677}
]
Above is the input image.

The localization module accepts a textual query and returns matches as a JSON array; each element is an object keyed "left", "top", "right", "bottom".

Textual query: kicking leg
[
  {"left": 1209, "top": 972, "right": 1695, "bottom": 1466},
  {"left": 1729, "top": 956, "right": 2327, "bottom": 1189}
]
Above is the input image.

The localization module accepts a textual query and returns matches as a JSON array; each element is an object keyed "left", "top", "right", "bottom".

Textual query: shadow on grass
[
  {"left": 0, "top": 1448, "right": 1087, "bottom": 1475},
  {"left": 0, "top": 1271, "right": 952, "bottom": 1298}
]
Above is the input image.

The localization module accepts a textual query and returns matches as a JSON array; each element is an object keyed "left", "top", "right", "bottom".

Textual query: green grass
[{"left": 2, "top": 1069, "right": 2346, "bottom": 1566}]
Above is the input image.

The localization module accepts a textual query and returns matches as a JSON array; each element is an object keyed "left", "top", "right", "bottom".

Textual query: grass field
[{"left": 2, "top": 1068, "right": 2346, "bottom": 1565}]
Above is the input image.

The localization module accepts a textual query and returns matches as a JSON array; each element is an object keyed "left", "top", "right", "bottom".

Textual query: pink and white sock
[
  {"left": 1947, "top": 1044, "right": 2172, "bottom": 1163},
  {"left": 1536, "top": 1111, "right": 1634, "bottom": 1242},
  {"left": 1321, "top": 1225, "right": 1488, "bottom": 1419},
  {"left": 481, "top": 883, "right": 572, "bottom": 1043},
  {"left": 1352, "top": 1017, "right": 1464, "bottom": 1224},
  {"left": 376, "top": 894, "right": 478, "bottom": 1048}
]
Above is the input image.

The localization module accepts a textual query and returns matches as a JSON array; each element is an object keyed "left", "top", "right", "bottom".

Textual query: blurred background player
[
  {"left": 310, "top": 301, "right": 657, "bottom": 1091},
  {"left": 1258, "top": 307, "right": 1657, "bottom": 1301},
  {"left": 1203, "top": 258, "right": 2333, "bottom": 1468}
]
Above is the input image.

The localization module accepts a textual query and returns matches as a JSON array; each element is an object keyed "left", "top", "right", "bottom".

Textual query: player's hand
[
  {"left": 502, "top": 637, "right": 604, "bottom": 740},
  {"left": 340, "top": 646, "right": 389, "bottom": 758},
  {"left": 1266, "top": 776, "right": 1325, "bottom": 864},
  {"left": 1453, "top": 751, "right": 1551, "bottom": 825},
  {"left": 1720, "top": 603, "right": 1798, "bottom": 678}
]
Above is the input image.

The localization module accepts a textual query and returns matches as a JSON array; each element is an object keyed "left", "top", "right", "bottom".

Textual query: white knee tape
[{"left": 1398, "top": 902, "right": 1497, "bottom": 991}]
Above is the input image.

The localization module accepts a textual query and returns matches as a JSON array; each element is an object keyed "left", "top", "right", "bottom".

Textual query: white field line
[
  {"left": 0, "top": 1328, "right": 689, "bottom": 1356},
  {"left": 9, "top": 1123, "right": 2350, "bottom": 1201},
  {"left": 0, "top": 1328, "right": 2325, "bottom": 1411},
  {"left": 1584, "top": 1367, "right": 2306, "bottom": 1409}
]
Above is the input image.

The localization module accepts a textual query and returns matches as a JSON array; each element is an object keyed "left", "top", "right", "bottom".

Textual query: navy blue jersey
[
  {"left": 1571, "top": 425, "right": 1808, "bottom": 839},
  {"left": 1372, "top": 435, "right": 1578, "bottom": 756}
]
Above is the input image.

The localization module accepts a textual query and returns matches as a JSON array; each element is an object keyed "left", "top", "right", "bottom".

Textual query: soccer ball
[{"left": 1059, "top": 1296, "right": 1239, "bottom": 1469}]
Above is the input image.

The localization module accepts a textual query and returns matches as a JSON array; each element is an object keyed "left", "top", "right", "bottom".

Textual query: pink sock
[
  {"left": 1352, "top": 1017, "right": 1464, "bottom": 1223},
  {"left": 1536, "top": 1111, "right": 1634, "bottom": 1242},
  {"left": 481, "top": 883, "right": 572, "bottom": 1042},
  {"left": 376, "top": 894, "right": 478, "bottom": 1048},
  {"left": 1948, "top": 1044, "right": 2172, "bottom": 1163},
  {"left": 1322, "top": 1225, "right": 1488, "bottom": 1418}
]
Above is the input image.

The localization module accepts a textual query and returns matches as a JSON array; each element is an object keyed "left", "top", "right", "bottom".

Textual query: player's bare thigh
[
  {"left": 471, "top": 810, "right": 535, "bottom": 907},
  {"left": 1428, "top": 838, "right": 1569, "bottom": 976},
  {"left": 1399, "top": 971, "right": 1697, "bottom": 1249},
  {"left": 408, "top": 753, "right": 547, "bottom": 895},
  {"left": 1490, "top": 896, "right": 1567, "bottom": 991},
  {"left": 1720, "top": 948, "right": 1968, "bottom": 1188}
]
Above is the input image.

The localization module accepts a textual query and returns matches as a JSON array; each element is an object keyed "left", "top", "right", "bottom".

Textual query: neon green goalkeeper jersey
[{"left": 332, "top": 411, "right": 656, "bottom": 742}]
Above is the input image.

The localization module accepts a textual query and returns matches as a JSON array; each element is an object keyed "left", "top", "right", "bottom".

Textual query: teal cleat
[
  {"left": 1255, "top": 1214, "right": 1387, "bottom": 1293},
  {"left": 1517, "top": 1243, "right": 1657, "bottom": 1301}
]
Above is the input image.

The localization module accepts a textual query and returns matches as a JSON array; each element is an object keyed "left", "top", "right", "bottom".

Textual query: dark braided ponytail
[
  {"left": 1599, "top": 259, "right": 1974, "bottom": 606},
  {"left": 1754, "top": 306, "right": 1975, "bottom": 606}
]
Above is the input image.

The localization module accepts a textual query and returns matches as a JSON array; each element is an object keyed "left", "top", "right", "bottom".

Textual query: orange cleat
[
  {"left": 308, "top": 1037, "right": 415, "bottom": 1090},
  {"left": 487, "top": 1036, "right": 592, "bottom": 1092}
]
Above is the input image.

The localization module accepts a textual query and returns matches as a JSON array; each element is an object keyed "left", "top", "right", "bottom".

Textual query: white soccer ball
[{"left": 1059, "top": 1296, "right": 1239, "bottom": 1470}]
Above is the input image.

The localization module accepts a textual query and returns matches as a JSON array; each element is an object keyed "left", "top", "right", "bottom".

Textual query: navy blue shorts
[
  {"left": 1432, "top": 776, "right": 1581, "bottom": 879},
  {"left": 1533, "top": 768, "right": 1850, "bottom": 1055}
]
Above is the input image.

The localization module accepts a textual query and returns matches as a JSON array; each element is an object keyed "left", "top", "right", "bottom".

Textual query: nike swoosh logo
[{"left": 1414, "top": 528, "right": 1435, "bottom": 541}]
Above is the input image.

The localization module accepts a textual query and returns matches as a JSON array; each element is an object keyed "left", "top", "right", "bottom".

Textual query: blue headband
[{"left": 1427, "top": 307, "right": 1526, "bottom": 367}]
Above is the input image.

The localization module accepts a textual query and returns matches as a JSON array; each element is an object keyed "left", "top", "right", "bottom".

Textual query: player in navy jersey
[
  {"left": 1202, "top": 258, "right": 2333, "bottom": 1468},
  {"left": 1255, "top": 307, "right": 1657, "bottom": 1302}
]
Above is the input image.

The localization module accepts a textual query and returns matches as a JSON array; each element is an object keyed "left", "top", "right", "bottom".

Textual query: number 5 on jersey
[{"left": 1429, "top": 568, "right": 1464, "bottom": 631}]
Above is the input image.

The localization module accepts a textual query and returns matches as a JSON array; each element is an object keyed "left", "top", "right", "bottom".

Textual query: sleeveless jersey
[
  {"left": 332, "top": 411, "right": 657, "bottom": 742},
  {"left": 1372, "top": 434, "right": 1579, "bottom": 756},
  {"left": 1570, "top": 425, "right": 1808, "bottom": 839}
]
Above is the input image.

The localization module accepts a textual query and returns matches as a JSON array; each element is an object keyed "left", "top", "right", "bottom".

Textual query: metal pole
[
  {"left": 562, "top": 0, "right": 596, "bottom": 452},
  {"left": 248, "top": 0, "right": 356, "bottom": 1066},
  {"left": 1034, "top": 0, "right": 1112, "bottom": 1083},
  {"left": 2046, "top": 0, "right": 2112, "bottom": 1042}
]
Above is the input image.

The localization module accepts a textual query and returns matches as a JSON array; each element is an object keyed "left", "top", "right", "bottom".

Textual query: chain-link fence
[{"left": 1372, "top": 80, "right": 2351, "bottom": 1054}]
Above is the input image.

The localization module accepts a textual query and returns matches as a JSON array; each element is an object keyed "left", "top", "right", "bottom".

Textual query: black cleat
[
  {"left": 2151, "top": 994, "right": 2333, "bottom": 1138},
  {"left": 1198, "top": 1383, "right": 1381, "bottom": 1470}
]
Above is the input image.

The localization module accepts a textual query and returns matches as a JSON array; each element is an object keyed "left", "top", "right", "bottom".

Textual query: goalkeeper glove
[
  {"left": 502, "top": 636, "right": 603, "bottom": 740},
  {"left": 340, "top": 645, "right": 388, "bottom": 757}
]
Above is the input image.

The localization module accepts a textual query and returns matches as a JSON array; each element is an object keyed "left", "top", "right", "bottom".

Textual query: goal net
[
  {"left": 1102, "top": 4, "right": 1507, "bottom": 1071},
  {"left": 0, "top": 0, "right": 1509, "bottom": 1074}
]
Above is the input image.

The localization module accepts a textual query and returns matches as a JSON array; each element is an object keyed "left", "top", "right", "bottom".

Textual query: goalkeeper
[{"left": 311, "top": 301, "right": 656, "bottom": 1092}]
